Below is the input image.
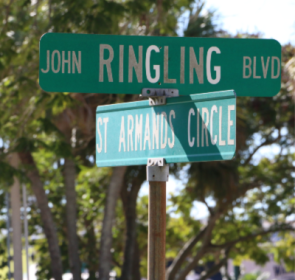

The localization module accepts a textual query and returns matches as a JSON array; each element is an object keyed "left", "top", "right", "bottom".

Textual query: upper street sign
[
  {"left": 96, "top": 90, "right": 236, "bottom": 167},
  {"left": 39, "top": 33, "right": 281, "bottom": 97}
]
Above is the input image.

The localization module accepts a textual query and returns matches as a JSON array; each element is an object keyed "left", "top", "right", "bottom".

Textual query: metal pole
[
  {"left": 5, "top": 192, "right": 11, "bottom": 280},
  {"left": 147, "top": 159, "right": 169, "bottom": 280},
  {"left": 22, "top": 185, "right": 30, "bottom": 280}
]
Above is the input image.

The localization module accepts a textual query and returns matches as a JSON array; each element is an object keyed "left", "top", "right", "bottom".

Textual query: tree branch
[
  {"left": 200, "top": 197, "right": 214, "bottom": 216},
  {"left": 167, "top": 176, "right": 285, "bottom": 280},
  {"left": 208, "top": 224, "right": 294, "bottom": 251},
  {"left": 166, "top": 227, "right": 207, "bottom": 280},
  {"left": 243, "top": 132, "right": 281, "bottom": 166},
  {"left": 173, "top": 214, "right": 221, "bottom": 280},
  {"left": 197, "top": 248, "right": 231, "bottom": 280},
  {"left": 175, "top": 246, "right": 207, "bottom": 280}
]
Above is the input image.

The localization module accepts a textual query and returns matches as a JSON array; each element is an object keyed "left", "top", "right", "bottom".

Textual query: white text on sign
[
  {"left": 96, "top": 105, "right": 235, "bottom": 154},
  {"left": 41, "top": 47, "right": 280, "bottom": 83}
]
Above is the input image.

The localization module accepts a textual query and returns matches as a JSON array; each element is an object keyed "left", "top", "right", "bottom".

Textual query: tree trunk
[
  {"left": 84, "top": 217, "right": 98, "bottom": 280},
  {"left": 120, "top": 168, "right": 143, "bottom": 280},
  {"left": 64, "top": 158, "right": 81, "bottom": 280},
  {"left": 132, "top": 238, "right": 141, "bottom": 280},
  {"left": 98, "top": 166, "right": 127, "bottom": 280},
  {"left": 18, "top": 152, "right": 63, "bottom": 280}
]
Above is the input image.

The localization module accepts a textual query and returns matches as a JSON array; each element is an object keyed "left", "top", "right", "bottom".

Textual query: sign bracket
[
  {"left": 141, "top": 88, "right": 179, "bottom": 106},
  {"left": 147, "top": 158, "right": 169, "bottom": 182}
]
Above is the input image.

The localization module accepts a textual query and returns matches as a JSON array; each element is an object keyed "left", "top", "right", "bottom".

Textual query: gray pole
[
  {"left": 22, "top": 185, "right": 30, "bottom": 280},
  {"left": 9, "top": 153, "right": 23, "bottom": 280},
  {"left": 146, "top": 159, "right": 169, "bottom": 280},
  {"left": 5, "top": 192, "right": 11, "bottom": 280}
]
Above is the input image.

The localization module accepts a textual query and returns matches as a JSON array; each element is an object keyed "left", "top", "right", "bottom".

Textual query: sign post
[{"left": 147, "top": 160, "right": 168, "bottom": 280}]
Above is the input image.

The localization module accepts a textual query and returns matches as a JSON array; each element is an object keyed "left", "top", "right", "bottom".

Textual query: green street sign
[
  {"left": 96, "top": 90, "right": 236, "bottom": 167},
  {"left": 39, "top": 33, "right": 281, "bottom": 97}
]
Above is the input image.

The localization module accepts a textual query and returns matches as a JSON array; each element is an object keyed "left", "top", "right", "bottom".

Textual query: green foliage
[
  {"left": 76, "top": 166, "right": 112, "bottom": 275},
  {"left": 241, "top": 272, "right": 261, "bottom": 280},
  {"left": 0, "top": 161, "right": 17, "bottom": 186},
  {"left": 184, "top": 2, "right": 224, "bottom": 37},
  {"left": 271, "top": 232, "right": 295, "bottom": 272}
]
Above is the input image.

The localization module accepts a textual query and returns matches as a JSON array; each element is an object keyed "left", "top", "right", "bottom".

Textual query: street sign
[
  {"left": 96, "top": 90, "right": 236, "bottom": 167},
  {"left": 39, "top": 33, "right": 281, "bottom": 97}
]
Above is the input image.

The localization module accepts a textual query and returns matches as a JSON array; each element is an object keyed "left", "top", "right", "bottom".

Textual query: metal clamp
[
  {"left": 149, "top": 97, "right": 166, "bottom": 106},
  {"left": 147, "top": 158, "right": 165, "bottom": 166},
  {"left": 141, "top": 88, "right": 179, "bottom": 106},
  {"left": 146, "top": 158, "right": 169, "bottom": 182}
]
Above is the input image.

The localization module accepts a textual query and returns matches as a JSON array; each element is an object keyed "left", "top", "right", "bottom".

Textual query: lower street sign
[{"left": 96, "top": 90, "right": 236, "bottom": 167}]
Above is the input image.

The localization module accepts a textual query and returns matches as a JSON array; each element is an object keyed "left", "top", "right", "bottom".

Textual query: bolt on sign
[
  {"left": 39, "top": 33, "right": 281, "bottom": 97},
  {"left": 95, "top": 90, "right": 236, "bottom": 167}
]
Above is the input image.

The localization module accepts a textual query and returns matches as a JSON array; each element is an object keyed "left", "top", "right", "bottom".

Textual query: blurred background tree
[{"left": 0, "top": 0, "right": 294, "bottom": 280}]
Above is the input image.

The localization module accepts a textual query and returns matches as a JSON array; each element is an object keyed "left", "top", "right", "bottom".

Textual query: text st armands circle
[
  {"left": 39, "top": 33, "right": 281, "bottom": 97},
  {"left": 96, "top": 90, "right": 236, "bottom": 167}
]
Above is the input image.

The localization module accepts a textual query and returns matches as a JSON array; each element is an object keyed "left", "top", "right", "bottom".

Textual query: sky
[{"left": 204, "top": 0, "right": 295, "bottom": 45}]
